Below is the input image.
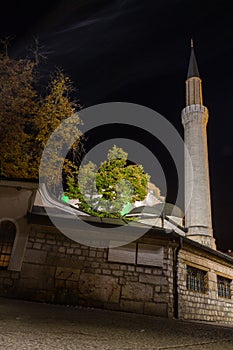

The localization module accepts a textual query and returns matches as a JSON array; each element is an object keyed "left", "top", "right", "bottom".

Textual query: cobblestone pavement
[{"left": 0, "top": 297, "right": 233, "bottom": 349}]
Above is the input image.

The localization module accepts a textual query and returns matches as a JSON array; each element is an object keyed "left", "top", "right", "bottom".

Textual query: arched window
[{"left": 0, "top": 220, "right": 16, "bottom": 269}]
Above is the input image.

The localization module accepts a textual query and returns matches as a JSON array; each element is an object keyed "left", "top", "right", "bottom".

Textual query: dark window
[
  {"left": 0, "top": 220, "right": 16, "bottom": 269},
  {"left": 186, "top": 266, "right": 207, "bottom": 293},
  {"left": 217, "top": 276, "right": 231, "bottom": 299}
]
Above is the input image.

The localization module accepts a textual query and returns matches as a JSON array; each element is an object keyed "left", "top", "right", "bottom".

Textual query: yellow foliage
[{"left": 0, "top": 52, "right": 82, "bottom": 183}]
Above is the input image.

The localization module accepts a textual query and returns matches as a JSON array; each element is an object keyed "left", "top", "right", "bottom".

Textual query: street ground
[{"left": 0, "top": 297, "right": 233, "bottom": 349}]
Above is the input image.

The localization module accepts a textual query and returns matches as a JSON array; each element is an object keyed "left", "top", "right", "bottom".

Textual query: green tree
[
  {"left": 107, "top": 145, "right": 128, "bottom": 160},
  {"left": 66, "top": 161, "right": 97, "bottom": 202},
  {"left": 66, "top": 146, "right": 150, "bottom": 217}
]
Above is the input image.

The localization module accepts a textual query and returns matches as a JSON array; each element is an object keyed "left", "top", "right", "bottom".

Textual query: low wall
[{"left": 0, "top": 224, "right": 174, "bottom": 318}]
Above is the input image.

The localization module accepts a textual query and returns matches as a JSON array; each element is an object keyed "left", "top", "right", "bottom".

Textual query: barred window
[
  {"left": 217, "top": 276, "right": 231, "bottom": 299},
  {"left": 0, "top": 220, "right": 16, "bottom": 269},
  {"left": 186, "top": 266, "right": 207, "bottom": 293}
]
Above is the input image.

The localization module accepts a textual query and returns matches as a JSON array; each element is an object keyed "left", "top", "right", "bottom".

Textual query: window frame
[
  {"left": 217, "top": 275, "right": 232, "bottom": 299},
  {"left": 0, "top": 217, "right": 28, "bottom": 272},
  {"left": 0, "top": 219, "right": 17, "bottom": 270},
  {"left": 186, "top": 265, "right": 208, "bottom": 293}
]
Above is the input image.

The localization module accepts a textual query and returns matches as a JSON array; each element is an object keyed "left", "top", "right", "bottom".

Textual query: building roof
[
  {"left": 0, "top": 177, "right": 38, "bottom": 189},
  {"left": 225, "top": 250, "right": 233, "bottom": 257},
  {"left": 2, "top": 179, "right": 233, "bottom": 265},
  {"left": 127, "top": 203, "right": 184, "bottom": 218}
]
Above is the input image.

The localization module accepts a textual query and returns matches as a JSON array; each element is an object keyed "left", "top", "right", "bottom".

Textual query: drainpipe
[{"left": 173, "top": 236, "right": 183, "bottom": 319}]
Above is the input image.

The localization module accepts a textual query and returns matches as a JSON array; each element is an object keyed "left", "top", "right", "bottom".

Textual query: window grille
[
  {"left": 186, "top": 265, "right": 207, "bottom": 293},
  {"left": 217, "top": 276, "right": 231, "bottom": 299},
  {"left": 0, "top": 220, "right": 16, "bottom": 269}
]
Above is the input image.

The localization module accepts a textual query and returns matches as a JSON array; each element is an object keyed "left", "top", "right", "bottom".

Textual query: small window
[
  {"left": 186, "top": 265, "right": 207, "bottom": 293},
  {"left": 217, "top": 276, "right": 231, "bottom": 299},
  {"left": 0, "top": 220, "right": 16, "bottom": 269}
]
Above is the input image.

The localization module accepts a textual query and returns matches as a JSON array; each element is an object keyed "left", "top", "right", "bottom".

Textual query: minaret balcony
[{"left": 181, "top": 104, "right": 209, "bottom": 126}]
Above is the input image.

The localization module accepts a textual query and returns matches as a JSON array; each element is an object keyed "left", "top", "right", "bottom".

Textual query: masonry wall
[
  {"left": 0, "top": 224, "right": 174, "bottom": 318},
  {"left": 178, "top": 247, "right": 233, "bottom": 324}
]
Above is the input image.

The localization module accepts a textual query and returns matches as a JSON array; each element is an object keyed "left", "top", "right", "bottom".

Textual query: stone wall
[
  {"left": 178, "top": 246, "right": 233, "bottom": 324},
  {"left": 0, "top": 224, "right": 174, "bottom": 318},
  {"left": 2, "top": 220, "right": 233, "bottom": 323}
]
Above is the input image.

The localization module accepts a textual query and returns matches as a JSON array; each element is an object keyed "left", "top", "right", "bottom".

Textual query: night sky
[{"left": 1, "top": 0, "right": 233, "bottom": 251}]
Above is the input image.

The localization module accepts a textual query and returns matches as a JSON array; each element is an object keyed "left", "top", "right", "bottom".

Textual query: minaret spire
[
  {"left": 185, "top": 40, "right": 203, "bottom": 105},
  {"left": 187, "top": 39, "right": 200, "bottom": 78},
  {"left": 182, "top": 42, "right": 215, "bottom": 249}
]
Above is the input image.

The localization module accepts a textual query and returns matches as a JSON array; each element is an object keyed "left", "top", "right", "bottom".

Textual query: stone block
[
  {"left": 125, "top": 272, "right": 133, "bottom": 276},
  {"left": 96, "top": 251, "right": 104, "bottom": 258},
  {"left": 112, "top": 270, "right": 124, "bottom": 277},
  {"left": 37, "top": 232, "right": 46, "bottom": 239},
  {"left": 91, "top": 262, "right": 100, "bottom": 268},
  {"left": 36, "top": 238, "right": 45, "bottom": 243},
  {"left": 70, "top": 243, "right": 80, "bottom": 248},
  {"left": 103, "top": 302, "right": 120, "bottom": 311},
  {"left": 121, "top": 282, "right": 153, "bottom": 301},
  {"left": 152, "top": 268, "right": 162, "bottom": 275},
  {"left": 3, "top": 278, "right": 13, "bottom": 286},
  {"left": 65, "top": 280, "right": 79, "bottom": 288},
  {"left": 128, "top": 266, "right": 135, "bottom": 272},
  {"left": 20, "top": 264, "right": 55, "bottom": 290},
  {"left": 153, "top": 292, "right": 169, "bottom": 302},
  {"left": 55, "top": 267, "right": 80, "bottom": 281},
  {"left": 42, "top": 245, "right": 54, "bottom": 252},
  {"left": 144, "top": 302, "right": 168, "bottom": 317},
  {"left": 46, "top": 253, "right": 84, "bottom": 268},
  {"left": 128, "top": 276, "right": 138, "bottom": 282},
  {"left": 139, "top": 274, "right": 167, "bottom": 285},
  {"left": 47, "top": 239, "right": 56, "bottom": 245},
  {"left": 58, "top": 247, "right": 66, "bottom": 253},
  {"left": 120, "top": 300, "right": 144, "bottom": 314},
  {"left": 33, "top": 290, "right": 55, "bottom": 303},
  {"left": 79, "top": 273, "right": 120, "bottom": 304},
  {"left": 33, "top": 243, "right": 42, "bottom": 250},
  {"left": 11, "top": 272, "right": 20, "bottom": 280},
  {"left": 89, "top": 250, "right": 96, "bottom": 257},
  {"left": 17, "top": 277, "right": 39, "bottom": 289},
  {"left": 21, "top": 263, "right": 55, "bottom": 280},
  {"left": 136, "top": 267, "right": 144, "bottom": 273},
  {"left": 161, "top": 285, "right": 169, "bottom": 293},
  {"left": 112, "top": 264, "right": 120, "bottom": 270},
  {"left": 119, "top": 277, "right": 126, "bottom": 285},
  {"left": 0, "top": 270, "right": 10, "bottom": 278},
  {"left": 55, "top": 279, "right": 65, "bottom": 288},
  {"left": 81, "top": 250, "right": 88, "bottom": 257},
  {"left": 23, "top": 249, "right": 47, "bottom": 264}
]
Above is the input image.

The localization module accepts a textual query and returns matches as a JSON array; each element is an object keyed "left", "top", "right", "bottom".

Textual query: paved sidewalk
[{"left": 0, "top": 297, "right": 233, "bottom": 349}]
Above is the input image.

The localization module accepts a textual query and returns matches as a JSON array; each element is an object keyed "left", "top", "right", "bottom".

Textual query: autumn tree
[
  {"left": 34, "top": 71, "right": 82, "bottom": 188},
  {"left": 0, "top": 45, "right": 81, "bottom": 185},
  {"left": 0, "top": 52, "right": 37, "bottom": 177},
  {"left": 66, "top": 145, "right": 150, "bottom": 217}
]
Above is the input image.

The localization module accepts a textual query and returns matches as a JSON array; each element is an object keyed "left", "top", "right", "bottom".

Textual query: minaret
[{"left": 181, "top": 40, "right": 216, "bottom": 249}]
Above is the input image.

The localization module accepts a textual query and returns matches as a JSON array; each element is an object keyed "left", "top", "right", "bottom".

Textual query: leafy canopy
[
  {"left": 0, "top": 46, "right": 81, "bottom": 186},
  {"left": 66, "top": 145, "right": 150, "bottom": 217}
]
